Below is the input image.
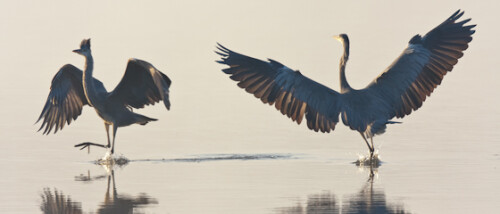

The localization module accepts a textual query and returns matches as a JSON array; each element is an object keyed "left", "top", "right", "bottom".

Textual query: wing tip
[
  {"left": 449, "top": 9, "right": 464, "bottom": 21},
  {"left": 215, "top": 51, "right": 228, "bottom": 57},
  {"left": 215, "top": 43, "right": 235, "bottom": 58},
  {"left": 163, "top": 99, "right": 171, "bottom": 110}
]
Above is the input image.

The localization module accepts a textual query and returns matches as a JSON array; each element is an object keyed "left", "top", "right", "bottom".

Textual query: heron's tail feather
[
  {"left": 135, "top": 114, "right": 157, "bottom": 125},
  {"left": 366, "top": 120, "right": 401, "bottom": 137}
]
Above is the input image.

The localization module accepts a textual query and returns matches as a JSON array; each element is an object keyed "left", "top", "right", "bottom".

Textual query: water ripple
[{"left": 132, "top": 153, "right": 296, "bottom": 163}]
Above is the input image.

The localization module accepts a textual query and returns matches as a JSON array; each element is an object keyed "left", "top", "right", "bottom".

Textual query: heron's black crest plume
[{"left": 80, "top": 39, "right": 91, "bottom": 50}]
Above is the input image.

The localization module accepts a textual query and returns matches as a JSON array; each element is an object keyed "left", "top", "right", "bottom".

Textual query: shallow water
[{"left": 1, "top": 1, "right": 500, "bottom": 213}]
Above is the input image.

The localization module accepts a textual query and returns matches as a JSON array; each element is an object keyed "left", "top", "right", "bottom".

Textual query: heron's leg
[
  {"left": 104, "top": 123, "right": 111, "bottom": 148},
  {"left": 359, "top": 132, "right": 374, "bottom": 157},
  {"left": 111, "top": 124, "right": 118, "bottom": 154},
  {"left": 370, "top": 136, "right": 375, "bottom": 157}
]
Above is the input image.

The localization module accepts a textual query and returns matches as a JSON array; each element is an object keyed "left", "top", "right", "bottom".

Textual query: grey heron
[
  {"left": 216, "top": 10, "right": 475, "bottom": 158},
  {"left": 37, "top": 39, "right": 171, "bottom": 155}
]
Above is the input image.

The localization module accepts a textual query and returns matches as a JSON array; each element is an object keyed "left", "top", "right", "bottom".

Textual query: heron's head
[
  {"left": 333, "top": 34, "right": 349, "bottom": 46},
  {"left": 333, "top": 34, "right": 350, "bottom": 60},
  {"left": 73, "top": 39, "right": 91, "bottom": 56}
]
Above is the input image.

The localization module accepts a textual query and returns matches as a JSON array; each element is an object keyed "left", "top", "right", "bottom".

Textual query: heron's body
[
  {"left": 216, "top": 10, "right": 475, "bottom": 158},
  {"left": 81, "top": 57, "right": 155, "bottom": 127},
  {"left": 341, "top": 90, "right": 390, "bottom": 135},
  {"left": 37, "top": 39, "right": 171, "bottom": 155}
]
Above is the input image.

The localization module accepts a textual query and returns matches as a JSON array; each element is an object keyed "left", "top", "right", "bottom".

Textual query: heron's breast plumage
[{"left": 340, "top": 90, "right": 391, "bottom": 133}]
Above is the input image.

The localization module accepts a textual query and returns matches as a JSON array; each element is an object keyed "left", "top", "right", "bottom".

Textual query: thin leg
[
  {"left": 105, "top": 123, "right": 111, "bottom": 148},
  {"left": 111, "top": 124, "right": 118, "bottom": 154},
  {"left": 359, "top": 132, "right": 373, "bottom": 152},
  {"left": 74, "top": 123, "right": 112, "bottom": 153},
  {"left": 370, "top": 136, "right": 375, "bottom": 158},
  {"left": 359, "top": 132, "right": 374, "bottom": 158}
]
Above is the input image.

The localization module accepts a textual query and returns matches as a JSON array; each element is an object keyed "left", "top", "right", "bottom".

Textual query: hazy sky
[
  {"left": 0, "top": 0, "right": 498, "bottom": 151},
  {"left": 1, "top": 1, "right": 499, "bottom": 213}
]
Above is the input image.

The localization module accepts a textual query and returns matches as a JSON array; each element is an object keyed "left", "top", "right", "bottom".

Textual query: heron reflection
[
  {"left": 40, "top": 188, "right": 82, "bottom": 214},
  {"left": 41, "top": 167, "right": 157, "bottom": 214},
  {"left": 276, "top": 167, "right": 410, "bottom": 214}
]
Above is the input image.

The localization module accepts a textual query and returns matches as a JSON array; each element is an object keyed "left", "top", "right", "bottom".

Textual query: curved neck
[
  {"left": 82, "top": 53, "right": 97, "bottom": 106},
  {"left": 339, "top": 40, "right": 352, "bottom": 93}
]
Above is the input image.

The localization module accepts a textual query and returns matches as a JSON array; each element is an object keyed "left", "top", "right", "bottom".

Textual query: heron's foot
[
  {"left": 96, "top": 151, "right": 129, "bottom": 166},
  {"left": 74, "top": 142, "right": 108, "bottom": 154},
  {"left": 100, "top": 150, "right": 114, "bottom": 164},
  {"left": 354, "top": 150, "right": 381, "bottom": 167}
]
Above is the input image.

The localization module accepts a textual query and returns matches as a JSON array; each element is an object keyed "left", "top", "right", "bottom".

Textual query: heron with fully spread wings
[
  {"left": 216, "top": 10, "right": 475, "bottom": 158},
  {"left": 37, "top": 39, "right": 171, "bottom": 155}
]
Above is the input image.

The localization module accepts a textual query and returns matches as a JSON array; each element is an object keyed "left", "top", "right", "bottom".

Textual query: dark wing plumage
[
  {"left": 108, "top": 59, "right": 171, "bottom": 110},
  {"left": 37, "top": 64, "right": 97, "bottom": 134},
  {"left": 216, "top": 44, "right": 342, "bottom": 133},
  {"left": 366, "top": 10, "right": 475, "bottom": 119}
]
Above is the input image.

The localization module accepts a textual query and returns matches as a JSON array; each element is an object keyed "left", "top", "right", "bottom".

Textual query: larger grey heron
[
  {"left": 37, "top": 39, "right": 171, "bottom": 155},
  {"left": 216, "top": 10, "right": 475, "bottom": 158}
]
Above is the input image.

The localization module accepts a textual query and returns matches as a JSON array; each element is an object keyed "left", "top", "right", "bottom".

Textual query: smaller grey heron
[
  {"left": 216, "top": 10, "right": 475, "bottom": 159},
  {"left": 37, "top": 39, "right": 171, "bottom": 155}
]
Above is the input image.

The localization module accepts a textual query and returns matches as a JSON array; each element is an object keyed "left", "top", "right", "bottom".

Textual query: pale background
[{"left": 0, "top": 0, "right": 499, "bottom": 213}]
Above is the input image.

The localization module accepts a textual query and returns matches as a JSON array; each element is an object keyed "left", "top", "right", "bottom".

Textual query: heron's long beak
[
  {"left": 333, "top": 35, "right": 341, "bottom": 41},
  {"left": 72, "top": 49, "right": 81, "bottom": 53}
]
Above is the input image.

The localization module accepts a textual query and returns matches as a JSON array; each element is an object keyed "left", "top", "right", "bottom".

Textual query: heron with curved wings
[
  {"left": 37, "top": 39, "right": 171, "bottom": 155},
  {"left": 216, "top": 10, "right": 475, "bottom": 158}
]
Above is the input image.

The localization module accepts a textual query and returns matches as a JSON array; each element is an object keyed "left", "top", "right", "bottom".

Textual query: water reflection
[
  {"left": 40, "top": 188, "right": 82, "bottom": 214},
  {"left": 41, "top": 166, "right": 157, "bottom": 214},
  {"left": 276, "top": 167, "right": 410, "bottom": 214},
  {"left": 278, "top": 192, "right": 340, "bottom": 214}
]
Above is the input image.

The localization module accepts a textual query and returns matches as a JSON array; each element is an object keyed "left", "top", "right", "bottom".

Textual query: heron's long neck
[
  {"left": 82, "top": 54, "right": 97, "bottom": 106},
  {"left": 339, "top": 41, "right": 352, "bottom": 93}
]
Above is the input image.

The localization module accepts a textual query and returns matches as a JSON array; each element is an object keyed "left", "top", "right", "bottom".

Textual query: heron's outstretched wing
[
  {"left": 365, "top": 10, "right": 475, "bottom": 119},
  {"left": 37, "top": 64, "right": 99, "bottom": 134},
  {"left": 108, "top": 59, "right": 171, "bottom": 110},
  {"left": 216, "top": 44, "right": 342, "bottom": 133}
]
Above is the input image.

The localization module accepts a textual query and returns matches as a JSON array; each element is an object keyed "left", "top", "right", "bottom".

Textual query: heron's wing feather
[
  {"left": 36, "top": 64, "right": 93, "bottom": 134},
  {"left": 108, "top": 59, "right": 171, "bottom": 110},
  {"left": 365, "top": 10, "right": 475, "bottom": 119},
  {"left": 216, "top": 44, "right": 342, "bottom": 133}
]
